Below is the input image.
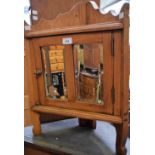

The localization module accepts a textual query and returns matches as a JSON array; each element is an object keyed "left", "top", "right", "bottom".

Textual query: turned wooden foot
[
  {"left": 78, "top": 118, "right": 96, "bottom": 129},
  {"left": 114, "top": 121, "right": 128, "bottom": 155},
  {"left": 31, "top": 111, "right": 41, "bottom": 136}
]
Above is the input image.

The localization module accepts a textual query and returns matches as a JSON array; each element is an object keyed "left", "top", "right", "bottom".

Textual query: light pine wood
[
  {"left": 114, "top": 5, "right": 130, "bottom": 155},
  {"left": 28, "top": 0, "right": 118, "bottom": 32},
  {"left": 25, "top": 39, "right": 69, "bottom": 126},
  {"left": 24, "top": 39, "right": 32, "bottom": 126},
  {"left": 35, "top": 32, "right": 103, "bottom": 46},
  {"left": 102, "top": 32, "right": 113, "bottom": 114},
  {"left": 31, "top": 0, "right": 89, "bottom": 25},
  {"left": 32, "top": 39, "right": 46, "bottom": 105},
  {"left": 25, "top": 109, "right": 31, "bottom": 125},
  {"left": 30, "top": 1, "right": 87, "bottom": 31},
  {"left": 25, "top": 1, "right": 130, "bottom": 154},
  {"left": 121, "top": 4, "right": 130, "bottom": 116},
  {"left": 32, "top": 105, "right": 122, "bottom": 124},
  {"left": 31, "top": 111, "right": 41, "bottom": 136},
  {"left": 25, "top": 22, "right": 123, "bottom": 38},
  {"left": 86, "top": 1, "right": 119, "bottom": 24},
  {"left": 32, "top": 32, "right": 114, "bottom": 114},
  {"left": 28, "top": 40, "right": 40, "bottom": 107},
  {"left": 64, "top": 45, "right": 76, "bottom": 101},
  {"left": 115, "top": 121, "right": 128, "bottom": 155},
  {"left": 114, "top": 30, "right": 122, "bottom": 116}
]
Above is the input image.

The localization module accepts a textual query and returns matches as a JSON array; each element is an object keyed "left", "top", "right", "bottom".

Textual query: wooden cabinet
[{"left": 25, "top": 1, "right": 129, "bottom": 155}]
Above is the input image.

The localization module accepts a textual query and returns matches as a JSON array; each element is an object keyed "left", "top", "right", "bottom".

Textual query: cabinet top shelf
[{"left": 25, "top": 22, "right": 123, "bottom": 38}]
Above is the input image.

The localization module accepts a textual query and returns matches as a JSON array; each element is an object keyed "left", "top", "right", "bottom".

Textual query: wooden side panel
[
  {"left": 114, "top": 6, "right": 130, "bottom": 155},
  {"left": 114, "top": 31, "right": 122, "bottom": 116},
  {"left": 102, "top": 32, "right": 113, "bottom": 114},
  {"left": 24, "top": 39, "right": 32, "bottom": 126},
  {"left": 121, "top": 4, "right": 130, "bottom": 116},
  {"left": 24, "top": 41, "right": 29, "bottom": 95}
]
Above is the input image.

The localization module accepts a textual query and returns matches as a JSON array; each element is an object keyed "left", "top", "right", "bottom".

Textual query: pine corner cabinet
[{"left": 25, "top": 1, "right": 129, "bottom": 155}]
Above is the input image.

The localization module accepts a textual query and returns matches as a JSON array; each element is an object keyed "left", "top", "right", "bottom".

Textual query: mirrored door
[{"left": 33, "top": 32, "right": 114, "bottom": 114}]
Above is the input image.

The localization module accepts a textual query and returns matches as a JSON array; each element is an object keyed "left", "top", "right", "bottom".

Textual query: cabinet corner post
[{"left": 31, "top": 111, "right": 42, "bottom": 136}]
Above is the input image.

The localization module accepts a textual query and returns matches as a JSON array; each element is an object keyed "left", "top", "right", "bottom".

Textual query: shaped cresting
[
  {"left": 89, "top": 0, "right": 130, "bottom": 16},
  {"left": 24, "top": 0, "right": 130, "bottom": 31}
]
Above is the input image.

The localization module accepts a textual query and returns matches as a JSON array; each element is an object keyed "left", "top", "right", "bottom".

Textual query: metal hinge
[
  {"left": 111, "top": 33, "right": 115, "bottom": 56},
  {"left": 111, "top": 86, "right": 115, "bottom": 104}
]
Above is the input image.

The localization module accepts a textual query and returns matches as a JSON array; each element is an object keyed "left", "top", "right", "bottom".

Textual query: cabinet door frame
[{"left": 32, "top": 32, "right": 115, "bottom": 114}]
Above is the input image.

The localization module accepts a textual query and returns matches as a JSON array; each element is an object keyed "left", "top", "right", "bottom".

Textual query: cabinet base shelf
[{"left": 32, "top": 105, "right": 122, "bottom": 124}]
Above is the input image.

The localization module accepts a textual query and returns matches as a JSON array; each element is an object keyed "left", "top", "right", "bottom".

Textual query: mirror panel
[
  {"left": 73, "top": 43, "right": 104, "bottom": 105},
  {"left": 41, "top": 45, "right": 67, "bottom": 100}
]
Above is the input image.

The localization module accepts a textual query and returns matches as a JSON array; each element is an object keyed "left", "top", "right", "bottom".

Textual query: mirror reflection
[
  {"left": 41, "top": 45, "right": 67, "bottom": 100},
  {"left": 74, "top": 44, "right": 104, "bottom": 105}
]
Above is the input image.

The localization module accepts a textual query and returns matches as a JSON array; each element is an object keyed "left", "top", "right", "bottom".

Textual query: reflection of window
[
  {"left": 52, "top": 75, "right": 59, "bottom": 85},
  {"left": 24, "top": 0, "right": 31, "bottom": 25},
  {"left": 90, "top": 0, "right": 129, "bottom": 16}
]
